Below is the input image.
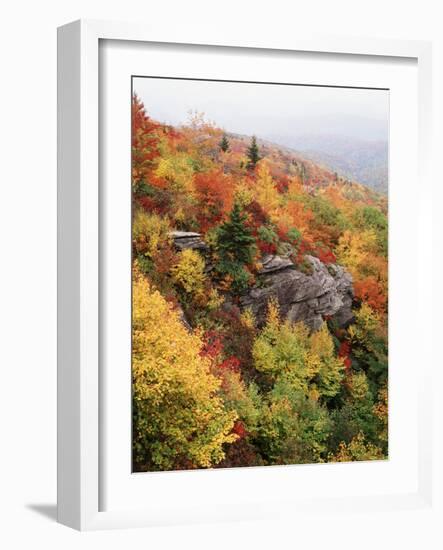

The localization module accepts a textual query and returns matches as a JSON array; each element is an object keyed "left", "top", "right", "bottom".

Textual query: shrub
[
  {"left": 170, "top": 249, "right": 206, "bottom": 298},
  {"left": 132, "top": 209, "right": 171, "bottom": 258},
  {"left": 257, "top": 224, "right": 279, "bottom": 255}
]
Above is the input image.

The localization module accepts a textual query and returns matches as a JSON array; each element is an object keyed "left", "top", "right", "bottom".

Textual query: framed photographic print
[{"left": 57, "top": 20, "right": 433, "bottom": 530}]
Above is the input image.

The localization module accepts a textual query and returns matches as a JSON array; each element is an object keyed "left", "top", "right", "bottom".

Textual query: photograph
[{"left": 131, "top": 76, "right": 389, "bottom": 472}]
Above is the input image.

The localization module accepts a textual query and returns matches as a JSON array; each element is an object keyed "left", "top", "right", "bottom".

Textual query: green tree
[
  {"left": 219, "top": 134, "right": 230, "bottom": 152},
  {"left": 328, "top": 372, "right": 382, "bottom": 453},
  {"left": 256, "top": 378, "right": 332, "bottom": 464},
  {"left": 247, "top": 136, "right": 261, "bottom": 168},
  {"left": 253, "top": 301, "right": 344, "bottom": 400},
  {"left": 347, "top": 304, "right": 388, "bottom": 390},
  {"left": 217, "top": 202, "right": 256, "bottom": 265},
  {"left": 216, "top": 202, "right": 256, "bottom": 292}
]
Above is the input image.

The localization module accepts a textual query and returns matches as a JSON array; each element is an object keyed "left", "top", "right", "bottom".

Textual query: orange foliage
[
  {"left": 273, "top": 201, "right": 314, "bottom": 241},
  {"left": 194, "top": 169, "right": 234, "bottom": 231},
  {"left": 354, "top": 276, "right": 387, "bottom": 313}
]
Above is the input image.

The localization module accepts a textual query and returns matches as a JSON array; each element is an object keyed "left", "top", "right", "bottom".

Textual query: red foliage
[
  {"left": 232, "top": 420, "right": 247, "bottom": 439},
  {"left": 256, "top": 240, "right": 278, "bottom": 255},
  {"left": 276, "top": 175, "right": 289, "bottom": 193},
  {"left": 244, "top": 200, "right": 269, "bottom": 231},
  {"left": 209, "top": 307, "right": 257, "bottom": 379},
  {"left": 315, "top": 246, "right": 337, "bottom": 264},
  {"left": 137, "top": 190, "right": 171, "bottom": 216},
  {"left": 294, "top": 238, "right": 314, "bottom": 264},
  {"left": 216, "top": 438, "right": 263, "bottom": 468},
  {"left": 338, "top": 340, "right": 350, "bottom": 356},
  {"left": 137, "top": 196, "right": 155, "bottom": 211},
  {"left": 338, "top": 341, "right": 352, "bottom": 371},
  {"left": 245, "top": 201, "right": 276, "bottom": 255},
  {"left": 201, "top": 330, "right": 224, "bottom": 360},
  {"left": 132, "top": 94, "right": 161, "bottom": 189},
  {"left": 201, "top": 331, "right": 241, "bottom": 373},
  {"left": 219, "top": 356, "right": 241, "bottom": 372}
]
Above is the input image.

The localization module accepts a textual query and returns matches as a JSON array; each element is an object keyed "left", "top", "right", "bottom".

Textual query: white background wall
[{"left": 0, "top": 1, "right": 441, "bottom": 548}]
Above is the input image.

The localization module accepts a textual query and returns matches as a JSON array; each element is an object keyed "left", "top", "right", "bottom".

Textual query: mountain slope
[
  {"left": 226, "top": 132, "right": 387, "bottom": 207},
  {"left": 264, "top": 134, "right": 388, "bottom": 194}
]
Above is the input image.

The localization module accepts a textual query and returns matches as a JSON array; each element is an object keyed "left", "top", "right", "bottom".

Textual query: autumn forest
[{"left": 131, "top": 82, "right": 388, "bottom": 472}]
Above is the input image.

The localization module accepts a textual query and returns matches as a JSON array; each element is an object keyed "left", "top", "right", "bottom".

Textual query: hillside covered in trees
[
  {"left": 131, "top": 94, "right": 388, "bottom": 472},
  {"left": 267, "top": 134, "right": 389, "bottom": 194}
]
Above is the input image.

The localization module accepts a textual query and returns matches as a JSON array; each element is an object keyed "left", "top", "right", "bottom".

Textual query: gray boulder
[{"left": 240, "top": 255, "right": 354, "bottom": 331}]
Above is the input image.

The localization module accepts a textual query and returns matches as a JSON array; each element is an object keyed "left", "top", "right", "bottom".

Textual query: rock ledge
[
  {"left": 170, "top": 231, "right": 208, "bottom": 251},
  {"left": 241, "top": 255, "right": 353, "bottom": 331}
]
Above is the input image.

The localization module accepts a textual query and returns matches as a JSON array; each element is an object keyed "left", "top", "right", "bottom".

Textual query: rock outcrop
[
  {"left": 240, "top": 255, "right": 354, "bottom": 331},
  {"left": 170, "top": 231, "right": 208, "bottom": 251},
  {"left": 170, "top": 231, "right": 354, "bottom": 331},
  {"left": 258, "top": 254, "right": 294, "bottom": 274}
]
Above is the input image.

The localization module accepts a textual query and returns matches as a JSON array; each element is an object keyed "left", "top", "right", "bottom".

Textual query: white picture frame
[{"left": 57, "top": 19, "right": 433, "bottom": 531}]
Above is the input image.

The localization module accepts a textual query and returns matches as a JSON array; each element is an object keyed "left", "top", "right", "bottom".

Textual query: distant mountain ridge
[
  {"left": 264, "top": 134, "right": 388, "bottom": 195},
  {"left": 226, "top": 132, "right": 386, "bottom": 202}
]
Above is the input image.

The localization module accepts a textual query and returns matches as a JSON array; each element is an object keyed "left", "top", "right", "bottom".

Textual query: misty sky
[{"left": 133, "top": 77, "right": 389, "bottom": 145}]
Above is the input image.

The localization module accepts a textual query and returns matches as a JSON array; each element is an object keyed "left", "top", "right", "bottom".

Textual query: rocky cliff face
[
  {"left": 241, "top": 254, "right": 354, "bottom": 330},
  {"left": 171, "top": 232, "right": 354, "bottom": 331}
]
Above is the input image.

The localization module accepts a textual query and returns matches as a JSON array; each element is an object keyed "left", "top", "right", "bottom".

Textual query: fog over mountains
[
  {"left": 265, "top": 133, "right": 388, "bottom": 194},
  {"left": 134, "top": 77, "right": 389, "bottom": 194}
]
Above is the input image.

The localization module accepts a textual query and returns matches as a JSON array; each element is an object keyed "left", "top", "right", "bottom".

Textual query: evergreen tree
[
  {"left": 220, "top": 134, "right": 230, "bottom": 152},
  {"left": 216, "top": 203, "right": 256, "bottom": 293},
  {"left": 247, "top": 136, "right": 261, "bottom": 168},
  {"left": 217, "top": 202, "right": 256, "bottom": 265}
]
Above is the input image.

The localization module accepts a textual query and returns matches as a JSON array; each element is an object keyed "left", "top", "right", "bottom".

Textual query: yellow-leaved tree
[
  {"left": 252, "top": 300, "right": 345, "bottom": 400},
  {"left": 170, "top": 248, "right": 206, "bottom": 298},
  {"left": 132, "top": 209, "right": 171, "bottom": 259},
  {"left": 154, "top": 152, "right": 195, "bottom": 193},
  {"left": 336, "top": 228, "right": 378, "bottom": 279},
  {"left": 132, "top": 271, "right": 238, "bottom": 471},
  {"left": 254, "top": 162, "right": 280, "bottom": 213}
]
